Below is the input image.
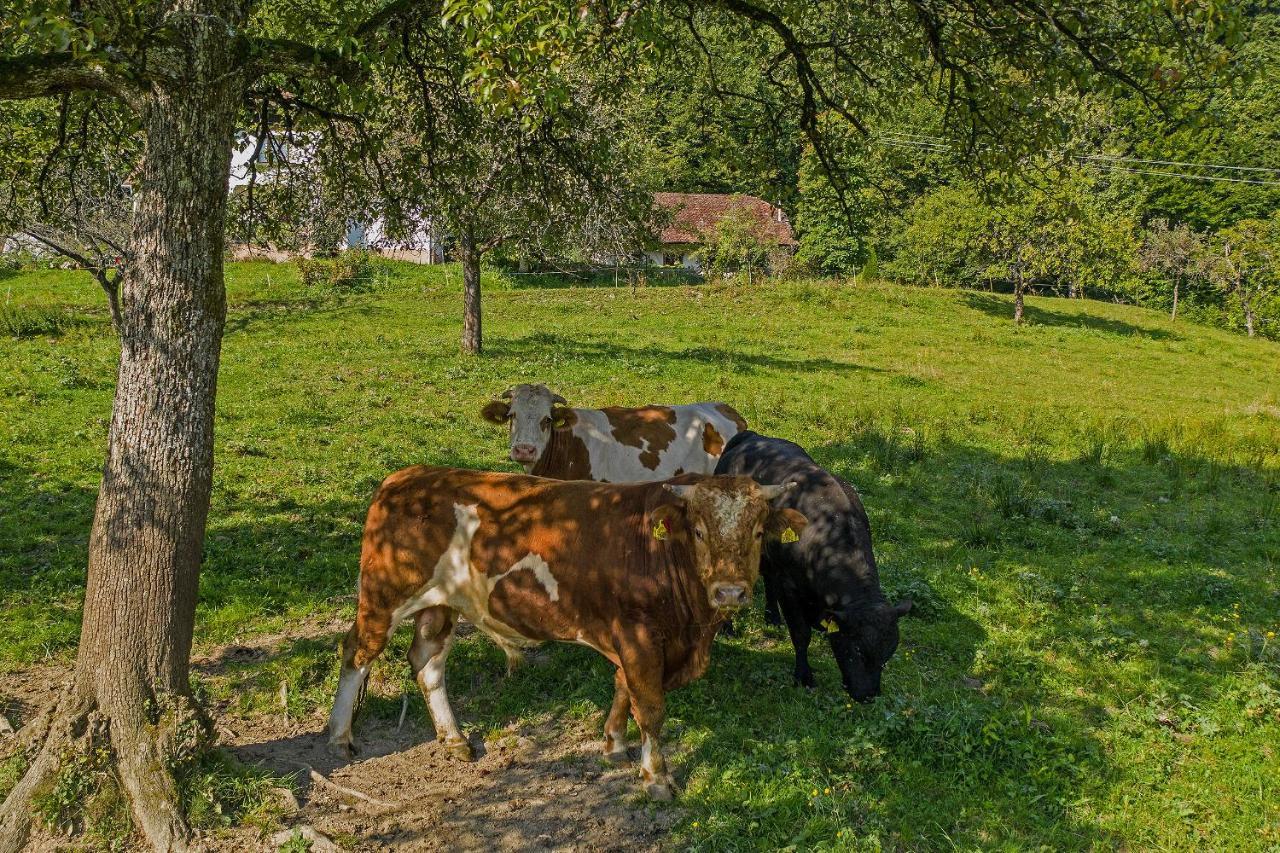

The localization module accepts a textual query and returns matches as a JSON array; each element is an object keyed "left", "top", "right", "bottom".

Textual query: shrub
[{"left": 296, "top": 248, "right": 378, "bottom": 294}]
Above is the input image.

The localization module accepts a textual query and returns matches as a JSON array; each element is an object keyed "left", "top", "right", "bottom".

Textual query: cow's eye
[
  {"left": 540, "top": 417, "right": 551, "bottom": 430},
  {"left": 694, "top": 527, "right": 705, "bottom": 541}
]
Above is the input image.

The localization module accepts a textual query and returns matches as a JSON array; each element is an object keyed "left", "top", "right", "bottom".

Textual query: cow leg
[
  {"left": 762, "top": 569, "right": 783, "bottom": 627},
  {"left": 602, "top": 668, "right": 631, "bottom": 765},
  {"left": 328, "top": 611, "right": 392, "bottom": 758},
  {"left": 619, "top": 646, "right": 674, "bottom": 800},
  {"left": 779, "top": 593, "right": 816, "bottom": 689},
  {"left": 408, "top": 606, "right": 472, "bottom": 761}
]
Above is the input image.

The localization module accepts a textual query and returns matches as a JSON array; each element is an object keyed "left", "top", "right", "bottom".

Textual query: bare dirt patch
[
  {"left": 3, "top": 627, "right": 681, "bottom": 852},
  {"left": 210, "top": 714, "right": 677, "bottom": 852}
]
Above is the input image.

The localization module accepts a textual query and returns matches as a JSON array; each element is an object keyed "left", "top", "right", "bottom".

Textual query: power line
[
  {"left": 870, "top": 134, "right": 1280, "bottom": 187},
  {"left": 1081, "top": 161, "right": 1280, "bottom": 187},
  {"left": 1082, "top": 152, "right": 1280, "bottom": 175},
  {"left": 879, "top": 129, "right": 1280, "bottom": 176}
]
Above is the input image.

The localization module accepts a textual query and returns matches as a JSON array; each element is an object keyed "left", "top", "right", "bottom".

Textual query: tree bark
[
  {"left": 1242, "top": 293, "right": 1255, "bottom": 337},
  {"left": 460, "top": 233, "right": 482, "bottom": 354},
  {"left": 1013, "top": 273, "right": 1025, "bottom": 325},
  {"left": 0, "top": 4, "right": 240, "bottom": 851},
  {"left": 1170, "top": 276, "right": 1179, "bottom": 320}
]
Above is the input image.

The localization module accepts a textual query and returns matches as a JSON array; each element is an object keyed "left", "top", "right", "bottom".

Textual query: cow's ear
[
  {"left": 551, "top": 406, "right": 576, "bottom": 429},
  {"left": 892, "top": 599, "right": 913, "bottom": 619},
  {"left": 649, "top": 503, "right": 683, "bottom": 542},
  {"left": 766, "top": 508, "right": 808, "bottom": 541},
  {"left": 481, "top": 401, "right": 511, "bottom": 424}
]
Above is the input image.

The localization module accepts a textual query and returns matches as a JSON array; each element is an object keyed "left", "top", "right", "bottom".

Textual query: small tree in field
[
  {"left": 1200, "top": 216, "right": 1279, "bottom": 337},
  {"left": 369, "top": 13, "right": 651, "bottom": 355},
  {"left": 698, "top": 203, "right": 778, "bottom": 281},
  {"left": 1140, "top": 218, "right": 1205, "bottom": 319}
]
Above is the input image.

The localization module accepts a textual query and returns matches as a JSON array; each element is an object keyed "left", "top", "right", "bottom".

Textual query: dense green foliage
[
  {"left": 623, "top": 10, "right": 1279, "bottom": 338},
  {"left": 3, "top": 263, "right": 1278, "bottom": 849}
]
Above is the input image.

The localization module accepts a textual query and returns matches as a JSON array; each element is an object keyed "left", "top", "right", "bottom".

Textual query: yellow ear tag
[
  {"left": 781, "top": 527, "right": 799, "bottom": 543},
  {"left": 652, "top": 519, "right": 668, "bottom": 540},
  {"left": 821, "top": 618, "right": 839, "bottom": 633}
]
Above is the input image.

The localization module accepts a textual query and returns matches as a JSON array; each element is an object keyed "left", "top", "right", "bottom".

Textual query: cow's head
[
  {"left": 481, "top": 384, "right": 574, "bottom": 469},
  {"left": 653, "top": 476, "right": 808, "bottom": 611},
  {"left": 825, "top": 599, "right": 912, "bottom": 703}
]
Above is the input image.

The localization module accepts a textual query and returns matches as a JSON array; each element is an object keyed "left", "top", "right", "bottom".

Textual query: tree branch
[{"left": 0, "top": 53, "right": 132, "bottom": 102}]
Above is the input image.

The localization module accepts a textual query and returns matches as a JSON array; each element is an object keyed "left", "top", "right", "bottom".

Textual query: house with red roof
[{"left": 647, "top": 192, "right": 797, "bottom": 272}]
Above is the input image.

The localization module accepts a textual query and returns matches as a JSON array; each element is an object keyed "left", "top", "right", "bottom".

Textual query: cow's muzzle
[
  {"left": 510, "top": 444, "right": 538, "bottom": 463},
  {"left": 710, "top": 583, "right": 749, "bottom": 609}
]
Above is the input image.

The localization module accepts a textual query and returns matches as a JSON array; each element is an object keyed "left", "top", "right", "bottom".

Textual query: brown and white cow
[
  {"left": 327, "top": 465, "right": 806, "bottom": 799},
  {"left": 481, "top": 383, "right": 748, "bottom": 482}
]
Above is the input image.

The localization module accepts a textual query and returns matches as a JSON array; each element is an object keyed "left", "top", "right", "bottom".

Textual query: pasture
[{"left": 2, "top": 260, "right": 1279, "bottom": 850}]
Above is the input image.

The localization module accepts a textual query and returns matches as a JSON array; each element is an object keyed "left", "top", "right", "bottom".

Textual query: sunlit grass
[{"left": 1, "top": 261, "right": 1278, "bottom": 849}]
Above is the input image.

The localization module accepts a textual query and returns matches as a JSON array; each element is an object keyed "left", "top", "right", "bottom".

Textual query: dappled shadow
[
  {"left": 502, "top": 268, "right": 702, "bottom": 290},
  {"left": 223, "top": 298, "right": 381, "bottom": 336},
  {"left": 4, "top": 411, "right": 1277, "bottom": 847},
  {"left": 486, "top": 331, "right": 885, "bottom": 378},
  {"left": 961, "top": 291, "right": 1179, "bottom": 340}
]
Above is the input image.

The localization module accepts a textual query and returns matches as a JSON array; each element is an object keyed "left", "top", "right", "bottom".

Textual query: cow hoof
[
  {"left": 794, "top": 674, "right": 816, "bottom": 690},
  {"left": 645, "top": 781, "right": 675, "bottom": 801},
  {"left": 327, "top": 740, "right": 356, "bottom": 761},
  {"left": 445, "top": 738, "right": 475, "bottom": 761},
  {"left": 603, "top": 749, "right": 629, "bottom": 766}
]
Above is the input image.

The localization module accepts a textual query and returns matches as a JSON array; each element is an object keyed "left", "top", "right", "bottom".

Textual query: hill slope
[{"left": 2, "top": 262, "right": 1278, "bottom": 849}]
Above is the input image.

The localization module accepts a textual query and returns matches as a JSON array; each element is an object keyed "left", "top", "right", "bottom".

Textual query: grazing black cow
[{"left": 715, "top": 430, "right": 911, "bottom": 701}]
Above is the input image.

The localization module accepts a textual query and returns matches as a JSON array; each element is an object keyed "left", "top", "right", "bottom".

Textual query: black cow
[{"left": 715, "top": 430, "right": 911, "bottom": 701}]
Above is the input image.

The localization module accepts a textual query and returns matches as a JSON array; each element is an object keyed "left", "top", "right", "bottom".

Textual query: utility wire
[
  {"left": 877, "top": 130, "right": 1280, "bottom": 176},
  {"left": 870, "top": 135, "right": 1280, "bottom": 186}
]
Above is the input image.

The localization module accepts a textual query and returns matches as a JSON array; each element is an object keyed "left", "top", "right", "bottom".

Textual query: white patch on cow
[
  {"left": 489, "top": 552, "right": 560, "bottom": 601},
  {"left": 390, "top": 502, "right": 482, "bottom": 630},
  {"left": 571, "top": 402, "right": 744, "bottom": 483},
  {"left": 711, "top": 490, "right": 751, "bottom": 534}
]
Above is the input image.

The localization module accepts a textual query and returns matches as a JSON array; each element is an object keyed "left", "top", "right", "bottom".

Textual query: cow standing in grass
[
  {"left": 716, "top": 431, "right": 911, "bottom": 702},
  {"left": 327, "top": 465, "right": 807, "bottom": 799},
  {"left": 481, "top": 383, "right": 748, "bottom": 481}
]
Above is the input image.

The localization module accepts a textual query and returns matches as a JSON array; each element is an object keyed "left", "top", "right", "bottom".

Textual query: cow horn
[
  {"left": 551, "top": 392, "right": 567, "bottom": 405},
  {"left": 758, "top": 482, "right": 798, "bottom": 500},
  {"left": 663, "top": 484, "right": 696, "bottom": 501}
]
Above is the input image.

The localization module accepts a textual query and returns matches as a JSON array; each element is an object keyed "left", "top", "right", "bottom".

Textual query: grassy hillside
[{"left": 2, "top": 260, "right": 1278, "bottom": 850}]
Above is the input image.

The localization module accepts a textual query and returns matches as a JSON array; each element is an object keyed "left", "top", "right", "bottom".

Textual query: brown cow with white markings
[
  {"left": 327, "top": 466, "right": 806, "bottom": 799},
  {"left": 481, "top": 384, "right": 748, "bottom": 481}
]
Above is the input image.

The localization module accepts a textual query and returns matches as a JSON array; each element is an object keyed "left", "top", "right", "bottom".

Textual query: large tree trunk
[
  {"left": 0, "top": 4, "right": 240, "bottom": 851},
  {"left": 1170, "top": 276, "right": 1179, "bottom": 320},
  {"left": 1013, "top": 273, "right": 1025, "bottom": 325},
  {"left": 460, "top": 233, "right": 483, "bottom": 354},
  {"left": 1241, "top": 292, "right": 1256, "bottom": 337}
]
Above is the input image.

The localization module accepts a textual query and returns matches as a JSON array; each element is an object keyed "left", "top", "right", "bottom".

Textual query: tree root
[{"left": 0, "top": 687, "right": 211, "bottom": 853}]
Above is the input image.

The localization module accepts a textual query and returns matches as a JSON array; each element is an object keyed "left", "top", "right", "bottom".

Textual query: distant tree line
[{"left": 627, "top": 8, "right": 1280, "bottom": 338}]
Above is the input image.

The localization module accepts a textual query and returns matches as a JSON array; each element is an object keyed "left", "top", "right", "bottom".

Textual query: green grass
[{"left": 2, "top": 260, "right": 1279, "bottom": 850}]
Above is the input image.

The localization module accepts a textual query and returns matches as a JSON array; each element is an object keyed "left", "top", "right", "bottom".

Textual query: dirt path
[{"left": 1, "top": 628, "right": 680, "bottom": 852}]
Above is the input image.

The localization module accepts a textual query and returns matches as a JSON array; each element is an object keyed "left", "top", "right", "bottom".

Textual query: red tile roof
[{"left": 654, "top": 192, "right": 797, "bottom": 247}]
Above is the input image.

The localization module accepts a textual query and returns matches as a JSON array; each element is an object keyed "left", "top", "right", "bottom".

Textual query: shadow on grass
[
  {"left": 486, "top": 331, "right": 886, "bottom": 378},
  {"left": 493, "top": 267, "right": 702, "bottom": 290},
  {"left": 961, "top": 291, "right": 1180, "bottom": 340},
  {"left": 4, "top": 416, "right": 1277, "bottom": 847},
  {"left": 223, "top": 299, "right": 382, "bottom": 336}
]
